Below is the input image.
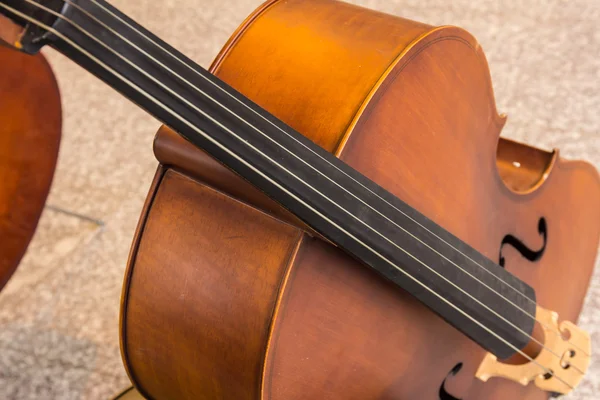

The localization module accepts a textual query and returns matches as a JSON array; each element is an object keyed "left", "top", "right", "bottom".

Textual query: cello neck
[{"left": 0, "top": 0, "right": 537, "bottom": 359}]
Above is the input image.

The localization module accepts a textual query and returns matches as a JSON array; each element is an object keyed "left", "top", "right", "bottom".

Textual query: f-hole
[
  {"left": 499, "top": 217, "right": 547, "bottom": 268},
  {"left": 439, "top": 362, "right": 463, "bottom": 400}
]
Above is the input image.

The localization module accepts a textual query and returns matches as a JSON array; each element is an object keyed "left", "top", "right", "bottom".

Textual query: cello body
[
  {"left": 119, "top": 1, "right": 600, "bottom": 399},
  {"left": 0, "top": 46, "right": 61, "bottom": 290}
]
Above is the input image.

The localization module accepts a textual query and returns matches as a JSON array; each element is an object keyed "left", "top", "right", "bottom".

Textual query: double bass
[{"left": 1, "top": 0, "right": 598, "bottom": 399}]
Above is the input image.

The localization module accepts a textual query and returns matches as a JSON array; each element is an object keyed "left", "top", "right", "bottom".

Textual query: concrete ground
[{"left": 0, "top": 0, "right": 598, "bottom": 398}]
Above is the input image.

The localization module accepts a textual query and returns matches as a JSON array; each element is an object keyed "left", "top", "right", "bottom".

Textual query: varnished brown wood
[
  {"left": 0, "top": 13, "right": 24, "bottom": 48},
  {"left": 0, "top": 46, "right": 61, "bottom": 290},
  {"left": 121, "top": 0, "right": 600, "bottom": 398},
  {"left": 210, "top": 0, "right": 433, "bottom": 153},
  {"left": 121, "top": 168, "right": 303, "bottom": 400}
]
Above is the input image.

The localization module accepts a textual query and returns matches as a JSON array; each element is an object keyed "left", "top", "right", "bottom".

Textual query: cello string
[
  {"left": 27, "top": 0, "right": 571, "bottom": 365},
  {"left": 0, "top": 1, "right": 574, "bottom": 384},
  {"left": 65, "top": 0, "right": 588, "bottom": 358}
]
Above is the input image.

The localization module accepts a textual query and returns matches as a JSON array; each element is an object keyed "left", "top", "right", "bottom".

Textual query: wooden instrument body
[
  {"left": 120, "top": 0, "right": 600, "bottom": 398},
  {"left": 0, "top": 46, "right": 61, "bottom": 290}
]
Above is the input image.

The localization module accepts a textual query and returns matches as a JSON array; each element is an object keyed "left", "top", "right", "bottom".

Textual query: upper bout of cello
[
  {"left": 208, "top": 0, "right": 438, "bottom": 154},
  {"left": 206, "top": 0, "right": 553, "bottom": 200}
]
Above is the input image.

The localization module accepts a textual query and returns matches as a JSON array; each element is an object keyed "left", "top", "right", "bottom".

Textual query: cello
[
  {"left": 0, "top": 43, "right": 61, "bottom": 290},
  {"left": 0, "top": 0, "right": 598, "bottom": 399}
]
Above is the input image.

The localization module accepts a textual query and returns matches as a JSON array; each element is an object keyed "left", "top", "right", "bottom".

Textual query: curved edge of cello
[
  {"left": 209, "top": 0, "right": 281, "bottom": 74},
  {"left": 119, "top": 165, "right": 165, "bottom": 398},
  {"left": 336, "top": 24, "right": 506, "bottom": 157},
  {"left": 0, "top": 46, "right": 61, "bottom": 290}
]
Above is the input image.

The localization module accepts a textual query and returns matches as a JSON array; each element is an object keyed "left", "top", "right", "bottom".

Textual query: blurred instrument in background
[{"left": 0, "top": 45, "right": 61, "bottom": 291}]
